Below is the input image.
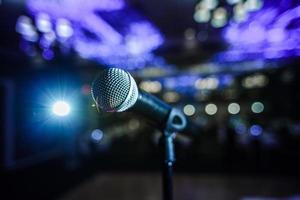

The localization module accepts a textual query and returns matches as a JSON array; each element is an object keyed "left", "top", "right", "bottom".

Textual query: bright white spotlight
[{"left": 52, "top": 101, "right": 71, "bottom": 116}]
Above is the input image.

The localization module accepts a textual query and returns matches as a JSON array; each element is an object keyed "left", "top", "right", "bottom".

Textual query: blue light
[
  {"left": 91, "top": 129, "right": 103, "bottom": 142},
  {"left": 235, "top": 124, "right": 247, "bottom": 134},
  {"left": 159, "top": 73, "right": 233, "bottom": 94},
  {"left": 42, "top": 49, "right": 54, "bottom": 60},
  {"left": 230, "top": 117, "right": 247, "bottom": 134},
  {"left": 249, "top": 125, "right": 263, "bottom": 136}
]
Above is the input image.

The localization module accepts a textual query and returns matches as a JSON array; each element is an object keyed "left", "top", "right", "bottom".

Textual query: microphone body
[
  {"left": 129, "top": 90, "right": 171, "bottom": 128},
  {"left": 91, "top": 68, "right": 194, "bottom": 134}
]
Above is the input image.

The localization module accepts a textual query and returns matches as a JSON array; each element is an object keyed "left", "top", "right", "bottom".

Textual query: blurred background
[{"left": 1, "top": 0, "right": 300, "bottom": 199}]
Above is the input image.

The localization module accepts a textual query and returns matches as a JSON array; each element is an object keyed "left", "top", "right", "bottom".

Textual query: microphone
[
  {"left": 91, "top": 68, "right": 195, "bottom": 200},
  {"left": 91, "top": 68, "right": 189, "bottom": 133}
]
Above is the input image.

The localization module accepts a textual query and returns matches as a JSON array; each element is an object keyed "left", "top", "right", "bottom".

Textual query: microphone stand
[{"left": 160, "top": 109, "right": 187, "bottom": 200}]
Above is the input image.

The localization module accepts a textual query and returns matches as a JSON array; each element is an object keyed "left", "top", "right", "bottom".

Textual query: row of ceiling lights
[{"left": 183, "top": 101, "right": 264, "bottom": 116}]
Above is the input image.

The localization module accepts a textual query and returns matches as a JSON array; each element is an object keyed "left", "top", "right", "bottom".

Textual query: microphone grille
[{"left": 91, "top": 68, "right": 139, "bottom": 112}]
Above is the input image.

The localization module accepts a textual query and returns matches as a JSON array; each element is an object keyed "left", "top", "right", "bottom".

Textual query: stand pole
[
  {"left": 162, "top": 159, "right": 173, "bottom": 200},
  {"left": 159, "top": 108, "right": 187, "bottom": 200},
  {"left": 161, "top": 132, "right": 175, "bottom": 200}
]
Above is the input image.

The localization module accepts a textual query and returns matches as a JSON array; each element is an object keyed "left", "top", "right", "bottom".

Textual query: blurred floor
[{"left": 58, "top": 173, "right": 300, "bottom": 200}]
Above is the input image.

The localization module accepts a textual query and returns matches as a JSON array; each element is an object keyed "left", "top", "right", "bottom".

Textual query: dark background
[{"left": 1, "top": 0, "right": 300, "bottom": 199}]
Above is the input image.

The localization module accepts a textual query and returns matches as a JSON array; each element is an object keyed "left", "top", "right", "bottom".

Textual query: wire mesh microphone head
[{"left": 91, "top": 68, "right": 139, "bottom": 112}]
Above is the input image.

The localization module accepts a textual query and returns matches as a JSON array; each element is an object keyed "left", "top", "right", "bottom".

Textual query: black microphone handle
[
  {"left": 128, "top": 90, "right": 200, "bottom": 137},
  {"left": 129, "top": 90, "right": 172, "bottom": 128}
]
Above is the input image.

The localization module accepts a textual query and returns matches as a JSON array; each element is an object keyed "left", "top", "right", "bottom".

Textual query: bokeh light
[
  {"left": 251, "top": 101, "right": 264, "bottom": 113},
  {"left": 249, "top": 124, "right": 263, "bottom": 136},
  {"left": 183, "top": 104, "right": 196, "bottom": 116},
  {"left": 163, "top": 91, "right": 180, "bottom": 103},
  {"left": 205, "top": 103, "right": 218, "bottom": 115},
  {"left": 91, "top": 129, "right": 104, "bottom": 142},
  {"left": 228, "top": 103, "right": 240, "bottom": 114}
]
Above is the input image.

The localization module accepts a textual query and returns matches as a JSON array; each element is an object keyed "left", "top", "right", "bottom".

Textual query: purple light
[
  {"left": 79, "top": 13, "right": 123, "bottom": 44},
  {"left": 267, "top": 28, "right": 286, "bottom": 43},
  {"left": 39, "top": 32, "right": 56, "bottom": 49},
  {"left": 24, "top": 0, "right": 164, "bottom": 70},
  {"left": 274, "top": 5, "right": 300, "bottom": 28},
  {"left": 36, "top": 13, "right": 52, "bottom": 33},
  {"left": 56, "top": 19, "right": 73, "bottom": 38},
  {"left": 221, "top": 0, "right": 300, "bottom": 61},
  {"left": 126, "top": 22, "right": 163, "bottom": 55},
  {"left": 42, "top": 49, "right": 54, "bottom": 60},
  {"left": 244, "top": 22, "right": 266, "bottom": 44},
  {"left": 263, "top": 48, "right": 286, "bottom": 59},
  {"left": 224, "top": 25, "right": 239, "bottom": 43},
  {"left": 27, "top": 0, "right": 124, "bottom": 18},
  {"left": 16, "top": 15, "right": 39, "bottom": 42}
]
